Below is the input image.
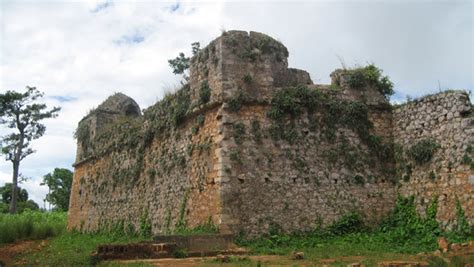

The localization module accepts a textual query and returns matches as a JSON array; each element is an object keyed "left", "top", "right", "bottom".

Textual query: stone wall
[
  {"left": 393, "top": 91, "right": 474, "bottom": 227},
  {"left": 69, "top": 88, "right": 225, "bottom": 233},
  {"left": 68, "top": 30, "right": 473, "bottom": 236}
]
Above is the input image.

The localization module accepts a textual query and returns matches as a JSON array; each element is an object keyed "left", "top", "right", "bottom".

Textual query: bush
[
  {"left": 408, "top": 139, "right": 440, "bottom": 165},
  {"left": 199, "top": 80, "right": 211, "bottom": 105},
  {"left": 328, "top": 212, "right": 364, "bottom": 235},
  {"left": 345, "top": 64, "right": 394, "bottom": 99},
  {"left": 228, "top": 91, "right": 248, "bottom": 112},
  {"left": 236, "top": 195, "right": 461, "bottom": 255},
  {"left": 379, "top": 195, "right": 441, "bottom": 251},
  {"left": 0, "top": 211, "right": 66, "bottom": 244}
]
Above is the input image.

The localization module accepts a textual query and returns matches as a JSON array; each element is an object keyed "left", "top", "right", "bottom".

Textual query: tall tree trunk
[
  {"left": 10, "top": 161, "right": 19, "bottom": 214},
  {"left": 10, "top": 134, "right": 23, "bottom": 214}
]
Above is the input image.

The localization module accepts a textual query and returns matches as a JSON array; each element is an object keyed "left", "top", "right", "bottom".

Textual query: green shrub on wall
[
  {"left": 267, "top": 85, "right": 392, "bottom": 163},
  {"left": 199, "top": 80, "right": 211, "bottom": 105},
  {"left": 344, "top": 64, "right": 394, "bottom": 99},
  {"left": 228, "top": 91, "right": 248, "bottom": 112},
  {"left": 408, "top": 139, "right": 440, "bottom": 165}
]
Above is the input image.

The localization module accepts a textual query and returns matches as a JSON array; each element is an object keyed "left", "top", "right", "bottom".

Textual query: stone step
[
  {"left": 93, "top": 234, "right": 242, "bottom": 262},
  {"left": 153, "top": 234, "right": 235, "bottom": 252}
]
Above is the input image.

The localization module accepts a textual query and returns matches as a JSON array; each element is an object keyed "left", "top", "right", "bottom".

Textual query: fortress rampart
[{"left": 68, "top": 31, "right": 473, "bottom": 236}]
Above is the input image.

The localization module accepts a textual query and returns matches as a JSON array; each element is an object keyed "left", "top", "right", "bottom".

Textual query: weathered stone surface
[
  {"left": 394, "top": 91, "right": 473, "bottom": 229},
  {"left": 97, "top": 93, "right": 141, "bottom": 117}
]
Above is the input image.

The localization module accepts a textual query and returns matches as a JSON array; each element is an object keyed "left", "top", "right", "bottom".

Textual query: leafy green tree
[
  {"left": 41, "top": 168, "right": 73, "bottom": 211},
  {"left": 168, "top": 52, "right": 190, "bottom": 75},
  {"left": 168, "top": 42, "right": 200, "bottom": 80},
  {"left": 17, "top": 199, "right": 39, "bottom": 212},
  {"left": 0, "top": 183, "right": 39, "bottom": 213},
  {"left": 0, "top": 183, "right": 28, "bottom": 203},
  {"left": 0, "top": 86, "right": 60, "bottom": 213}
]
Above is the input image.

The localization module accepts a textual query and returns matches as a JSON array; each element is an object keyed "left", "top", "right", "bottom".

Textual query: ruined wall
[
  {"left": 69, "top": 105, "right": 224, "bottom": 233},
  {"left": 69, "top": 30, "right": 473, "bottom": 236},
  {"left": 393, "top": 91, "right": 474, "bottom": 227}
]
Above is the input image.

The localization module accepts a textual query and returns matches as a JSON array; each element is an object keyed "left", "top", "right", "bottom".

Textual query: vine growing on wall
[
  {"left": 266, "top": 85, "right": 393, "bottom": 163},
  {"left": 175, "top": 190, "right": 189, "bottom": 232}
]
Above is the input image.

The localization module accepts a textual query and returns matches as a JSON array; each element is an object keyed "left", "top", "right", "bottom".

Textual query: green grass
[
  {"left": 236, "top": 195, "right": 473, "bottom": 260},
  {"left": 3, "top": 195, "right": 473, "bottom": 266},
  {"left": 21, "top": 231, "right": 150, "bottom": 266},
  {"left": 0, "top": 211, "right": 66, "bottom": 244}
]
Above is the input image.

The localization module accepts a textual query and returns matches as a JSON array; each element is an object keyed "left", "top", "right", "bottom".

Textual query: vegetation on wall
[
  {"left": 74, "top": 122, "right": 90, "bottom": 151},
  {"left": 199, "top": 80, "right": 211, "bottom": 105},
  {"left": 237, "top": 195, "right": 472, "bottom": 255},
  {"left": 340, "top": 64, "right": 394, "bottom": 100},
  {"left": 462, "top": 144, "right": 474, "bottom": 170},
  {"left": 267, "top": 85, "right": 393, "bottom": 163},
  {"left": 408, "top": 139, "right": 440, "bottom": 165},
  {"left": 251, "top": 120, "right": 262, "bottom": 144},
  {"left": 233, "top": 122, "right": 246, "bottom": 145},
  {"left": 227, "top": 91, "right": 248, "bottom": 112}
]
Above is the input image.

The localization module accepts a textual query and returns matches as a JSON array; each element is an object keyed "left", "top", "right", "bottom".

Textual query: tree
[
  {"left": 0, "top": 183, "right": 39, "bottom": 213},
  {"left": 168, "top": 52, "right": 190, "bottom": 75},
  {"left": 168, "top": 42, "right": 200, "bottom": 80},
  {"left": 41, "top": 168, "right": 73, "bottom": 211},
  {"left": 0, "top": 86, "right": 60, "bottom": 214},
  {"left": 17, "top": 199, "right": 39, "bottom": 212},
  {"left": 0, "top": 183, "right": 28, "bottom": 203}
]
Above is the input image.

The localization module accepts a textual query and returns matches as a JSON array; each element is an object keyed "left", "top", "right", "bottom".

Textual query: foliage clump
[
  {"left": 327, "top": 212, "right": 364, "bottom": 235},
  {"left": 233, "top": 122, "right": 246, "bottom": 145},
  {"left": 41, "top": 168, "right": 73, "bottom": 211},
  {"left": 408, "top": 139, "right": 440, "bottom": 165},
  {"left": 344, "top": 64, "right": 394, "bottom": 99},
  {"left": 199, "top": 80, "right": 211, "bottom": 105},
  {"left": 267, "top": 85, "right": 392, "bottom": 162},
  {"left": 228, "top": 91, "right": 248, "bottom": 112},
  {"left": 251, "top": 120, "right": 262, "bottom": 144},
  {"left": 139, "top": 211, "right": 152, "bottom": 238},
  {"left": 452, "top": 198, "right": 471, "bottom": 241},
  {"left": 237, "top": 195, "right": 472, "bottom": 256}
]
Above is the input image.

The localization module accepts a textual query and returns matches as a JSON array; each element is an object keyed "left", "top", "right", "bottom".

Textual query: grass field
[
  {"left": 1, "top": 195, "right": 473, "bottom": 266},
  {"left": 0, "top": 211, "right": 66, "bottom": 244},
  {"left": 20, "top": 231, "right": 150, "bottom": 266}
]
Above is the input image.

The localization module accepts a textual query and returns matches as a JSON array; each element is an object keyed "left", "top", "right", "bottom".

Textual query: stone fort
[{"left": 68, "top": 30, "right": 473, "bottom": 236}]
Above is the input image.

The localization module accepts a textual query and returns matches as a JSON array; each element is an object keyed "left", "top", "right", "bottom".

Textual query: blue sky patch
[
  {"left": 91, "top": 1, "right": 113, "bottom": 13},
  {"left": 169, "top": 2, "right": 180, "bottom": 12},
  {"left": 50, "top": 95, "right": 78, "bottom": 102},
  {"left": 115, "top": 32, "right": 145, "bottom": 46}
]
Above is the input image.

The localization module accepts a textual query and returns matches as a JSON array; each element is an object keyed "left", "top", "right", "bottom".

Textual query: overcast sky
[{"left": 0, "top": 0, "right": 472, "bottom": 208}]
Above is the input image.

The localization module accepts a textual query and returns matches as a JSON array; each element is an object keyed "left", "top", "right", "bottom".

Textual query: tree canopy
[
  {"left": 0, "top": 86, "right": 60, "bottom": 213},
  {"left": 0, "top": 183, "right": 28, "bottom": 203},
  {"left": 0, "top": 183, "right": 39, "bottom": 213},
  {"left": 42, "top": 168, "right": 73, "bottom": 211},
  {"left": 168, "top": 42, "right": 200, "bottom": 79}
]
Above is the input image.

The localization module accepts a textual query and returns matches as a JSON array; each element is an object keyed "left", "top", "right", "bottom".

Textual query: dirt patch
[{"left": 0, "top": 240, "right": 47, "bottom": 266}]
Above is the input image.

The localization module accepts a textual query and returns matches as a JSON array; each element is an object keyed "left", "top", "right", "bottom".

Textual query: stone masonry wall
[
  {"left": 69, "top": 104, "right": 224, "bottom": 233},
  {"left": 68, "top": 30, "right": 473, "bottom": 236},
  {"left": 393, "top": 91, "right": 474, "bottom": 227}
]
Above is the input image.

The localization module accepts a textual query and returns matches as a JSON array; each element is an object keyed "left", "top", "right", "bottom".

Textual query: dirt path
[
  {"left": 0, "top": 240, "right": 47, "bottom": 266},
  {"left": 103, "top": 255, "right": 418, "bottom": 267}
]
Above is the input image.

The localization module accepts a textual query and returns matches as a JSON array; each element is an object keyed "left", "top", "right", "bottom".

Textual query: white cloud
[{"left": 0, "top": 0, "right": 472, "bottom": 207}]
